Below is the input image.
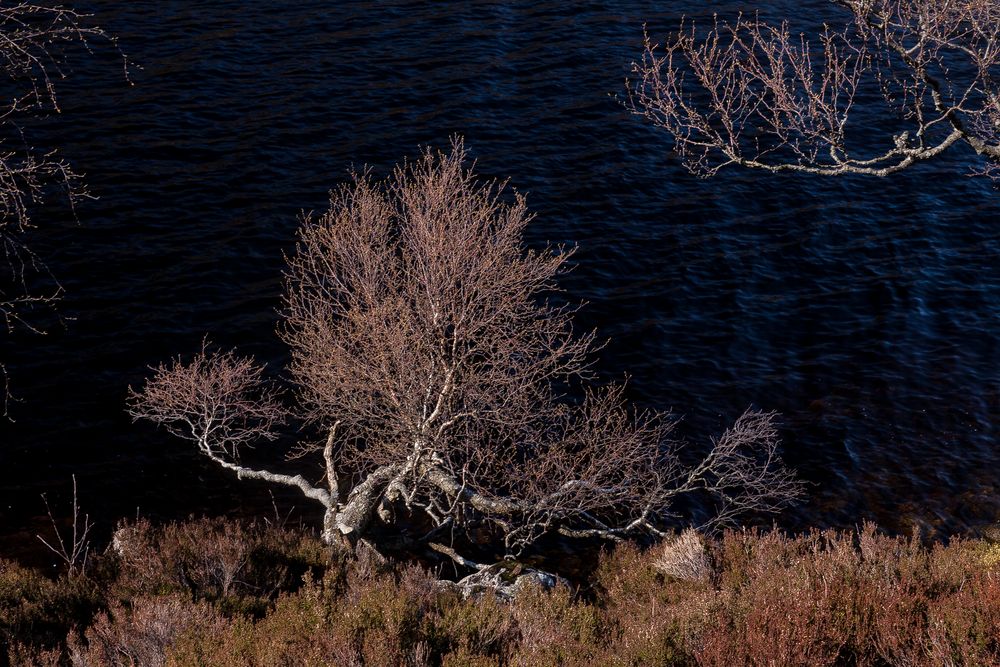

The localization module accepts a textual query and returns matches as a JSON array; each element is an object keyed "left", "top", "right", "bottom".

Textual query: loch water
[{"left": 2, "top": 0, "right": 999, "bottom": 563}]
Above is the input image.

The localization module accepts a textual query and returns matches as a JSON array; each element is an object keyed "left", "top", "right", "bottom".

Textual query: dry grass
[{"left": 654, "top": 529, "right": 711, "bottom": 583}]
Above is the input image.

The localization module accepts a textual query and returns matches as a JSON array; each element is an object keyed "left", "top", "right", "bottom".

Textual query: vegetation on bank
[{"left": 2, "top": 517, "right": 1000, "bottom": 666}]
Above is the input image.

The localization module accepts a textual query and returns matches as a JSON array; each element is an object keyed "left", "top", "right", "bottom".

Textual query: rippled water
[{"left": 2, "top": 0, "right": 999, "bottom": 562}]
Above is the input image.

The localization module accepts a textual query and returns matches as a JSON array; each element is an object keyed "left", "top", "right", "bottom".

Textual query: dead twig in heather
[{"left": 37, "top": 474, "right": 92, "bottom": 576}]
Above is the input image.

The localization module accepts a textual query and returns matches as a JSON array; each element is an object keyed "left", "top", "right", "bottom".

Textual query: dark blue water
[{"left": 2, "top": 0, "right": 999, "bottom": 563}]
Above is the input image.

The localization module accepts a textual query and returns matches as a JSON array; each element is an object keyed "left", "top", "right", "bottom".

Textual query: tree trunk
[{"left": 327, "top": 464, "right": 401, "bottom": 545}]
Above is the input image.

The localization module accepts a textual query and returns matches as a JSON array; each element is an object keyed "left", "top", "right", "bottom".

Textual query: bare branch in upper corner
[{"left": 629, "top": 0, "right": 1000, "bottom": 178}]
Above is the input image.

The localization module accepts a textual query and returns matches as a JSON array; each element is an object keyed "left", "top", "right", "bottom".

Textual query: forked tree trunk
[
  {"left": 326, "top": 464, "right": 401, "bottom": 545},
  {"left": 203, "top": 445, "right": 403, "bottom": 548}
]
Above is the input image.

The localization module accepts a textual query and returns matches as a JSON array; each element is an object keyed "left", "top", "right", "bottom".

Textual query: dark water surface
[{"left": 2, "top": 0, "right": 999, "bottom": 564}]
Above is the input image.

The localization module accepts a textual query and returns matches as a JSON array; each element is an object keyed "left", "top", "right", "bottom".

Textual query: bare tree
[
  {"left": 629, "top": 0, "right": 1000, "bottom": 178},
  {"left": 129, "top": 141, "right": 802, "bottom": 567},
  {"left": 1, "top": 3, "right": 125, "bottom": 409}
]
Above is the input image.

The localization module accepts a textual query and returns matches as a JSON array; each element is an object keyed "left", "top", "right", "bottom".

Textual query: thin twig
[{"left": 37, "top": 474, "right": 91, "bottom": 576}]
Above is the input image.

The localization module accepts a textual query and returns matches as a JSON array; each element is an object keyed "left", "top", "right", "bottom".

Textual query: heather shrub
[
  {"left": 685, "top": 526, "right": 1000, "bottom": 666},
  {"left": 980, "top": 543, "right": 1000, "bottom": 569},
  {"left": 510, "top": 583, "right": 604, "bottom": 666},
  {"left": 440, "top": 646, "right": 503, "bottom": 667},
  {"left": 165, "top": 561, "right": 447, "bottom": 666},
  {"left": 331, "top": 562, "right": 441, "bottom": 666},
  {"left": 0, "top": 560, "right": 62, "bottom": 647},
  {"left": 436, "top": 591, "right": 517, "bottom": 663},
  {"left": 0, "top": 559, "right": 102, "bottom": 659},
  {"left": 176, "top": 519, "right": 250, "bottom": 599},
  {"left": 4, "top": 643, "right": 62, "bottom": 667},
  {"left": 6, "top": 517, "right": 1000, "bottom": 665},
  {"left": 922, "top": 569, "right": 1000, "bottom": 666},
  {"left": 168, "top": 557, "right": 444, "bottom": 665},
  {"left": 593, "top": 542, "right": 708, "bottom": 665},
  {"left": 695, "top": 531, "right": 855, "bottom": 666},
  {"left": 593, "top": 541, "right": 665, "bottom": 604},
  {"left": 169, "top": 578, "right": 349, "bottom": 666},
  {"left": 111, "top": 517, "right": 332, "bottom": 611},
  {"left": 853, "top": 528, "right": 936, "bottom": 665},
  {"left": 69, "top": 595, "right": 229, "bottom": 667},
  {"left": 112, "top": 517, "right": 233, "bottom": 599}
]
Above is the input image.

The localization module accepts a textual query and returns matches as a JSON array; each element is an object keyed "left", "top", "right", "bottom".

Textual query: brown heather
[{"left": 3, "top": 518, "right": 1000, "bottom": 665}]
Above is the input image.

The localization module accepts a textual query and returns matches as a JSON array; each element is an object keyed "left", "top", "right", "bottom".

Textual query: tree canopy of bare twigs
[
  {"left": 0, "top": 2, "right": 125, "bottom": 411},
  {"left": 629, "top": 0, "right": 1000, "bottom": 178},
  {"left": 129, "top": 141, "right": 802, "bottom": 569},
  {"left": 0, "top": 3, "right": 124, "bottom": 410}
]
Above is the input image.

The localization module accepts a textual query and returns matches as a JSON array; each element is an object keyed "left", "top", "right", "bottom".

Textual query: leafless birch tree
[
  {"left": 1, "top": 3, "right": 125, "bottom": 409},
  {"left": 629, "top": 0, "right": 1000, "bottom": 178},
  {"left": 129, "top": 141, "right": 802, "bottom": 567}
]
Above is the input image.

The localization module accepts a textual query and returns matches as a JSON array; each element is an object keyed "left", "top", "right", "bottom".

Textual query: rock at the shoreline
[{"left": 439, "top": 561, "right": 570, "bottom": 600}]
